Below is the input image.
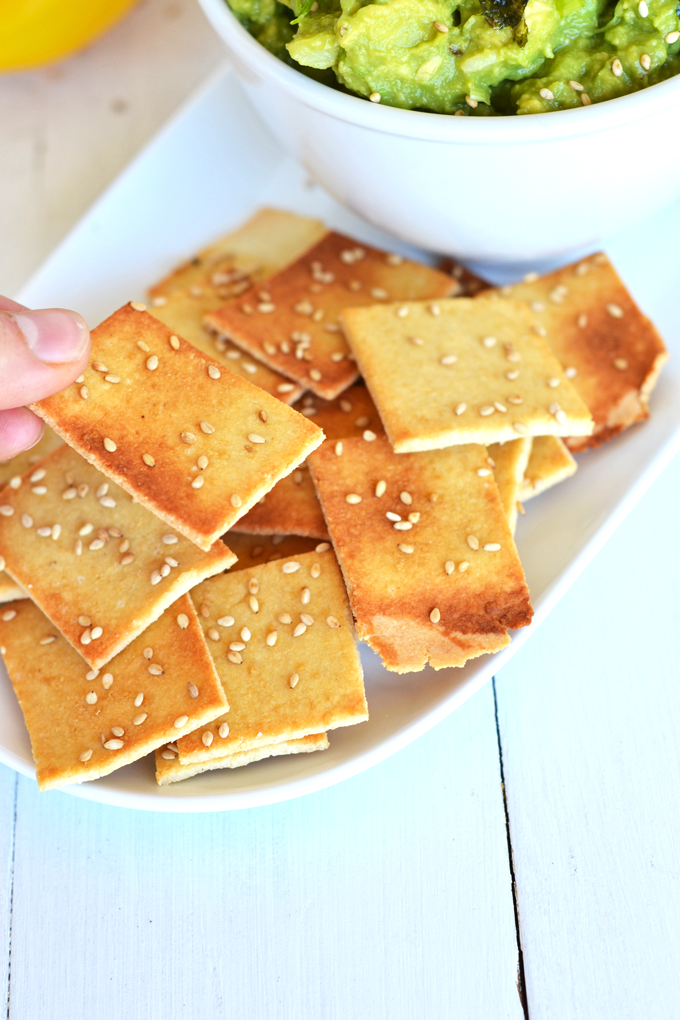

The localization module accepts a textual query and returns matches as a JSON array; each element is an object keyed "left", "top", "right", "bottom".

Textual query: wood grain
[
  {"left": 496, "top": 454, "right": 680, "bottom": 1019},
  {"left": 6, "top": 686, "right": 523, "bottom": 1020}
]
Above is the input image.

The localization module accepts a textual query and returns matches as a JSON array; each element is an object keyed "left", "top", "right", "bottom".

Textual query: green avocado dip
[{"left": 227, "top": 0, "right": 680, "bottom": 114}]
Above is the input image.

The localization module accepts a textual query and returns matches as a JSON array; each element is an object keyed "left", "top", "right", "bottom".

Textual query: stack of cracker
[{"left": 0, "top": 209, "right": 668, "bottom": 792}]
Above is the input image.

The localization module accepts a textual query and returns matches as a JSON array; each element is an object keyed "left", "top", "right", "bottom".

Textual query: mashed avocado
[{"left": 228, "top": 0, "right": 680, "bottom": 114}]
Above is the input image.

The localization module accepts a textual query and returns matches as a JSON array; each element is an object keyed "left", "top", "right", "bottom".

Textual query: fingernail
[{"left": 12, "top": 309, "right": 89, "bottom": 364}]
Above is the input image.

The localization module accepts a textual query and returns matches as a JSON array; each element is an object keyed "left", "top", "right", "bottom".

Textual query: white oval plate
[{"left": 3, "top": 65, "right": 680, "bottom": 811}]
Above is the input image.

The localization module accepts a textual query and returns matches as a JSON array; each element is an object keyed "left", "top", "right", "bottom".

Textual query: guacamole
[{"left": 228, "top": 0, "right": 680, "bottom": 114}]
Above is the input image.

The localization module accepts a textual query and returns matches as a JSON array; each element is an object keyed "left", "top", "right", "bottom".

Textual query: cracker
[
  {"left": 437, "top": 257, "right": 491, "bottom": 296},
  {"left": 230, "top": 463, "right": 329, "bottom": 540},
  {"left": 0, "top": 572, "right": 25, "bottom": 603},
  {"left": 205, "top": 231, "right": 457, "bottom": 400},
  {"left": 0, "top": 425, "right": 63, "bottom": 489},
  {"left": 0, "top": 595, "right": 227, "bottom": 791},
  {"left": 0, "top": 444, "right": 235, "bottom": 669},
  {"left": 495, "top": 253, "right": 668, "bottom": 452},
  {"left": 155, "top": 732, "right": 329, "bottom": 785},
  {"left": 224, "top": 532, "right": 320, "bottom": 568},
  {"left": 520, "top": 435, "right": 577, "bottom": 502},
  {"left": 308, "top": 435, "right": 533, "bottom": 673},
  {"left": 30, "top": 304, "right": 324, "bottom": 550},
  {"left": 231, "top": 384, "right": 382, "bottom": 539},
  {"left": 341, "top": 295, "right": 594, "bottom": 452},
  {"left": 176, "top": 549, "right": 367, "bottom": 763},
  {"left": 148, "top": 208, "right": 327, "bottom": 402},
  {"left": 488, "top": 438, "right": 532, "bottom": 534}
]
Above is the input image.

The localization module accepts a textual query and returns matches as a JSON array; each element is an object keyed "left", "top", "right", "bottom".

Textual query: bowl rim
[{"left": 198, "top": 0, "right": 680, "bottom": 144}]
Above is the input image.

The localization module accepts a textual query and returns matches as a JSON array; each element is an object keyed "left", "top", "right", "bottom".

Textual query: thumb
[{"left": 0, "top": 307, "right": 90, "bottom": 410}]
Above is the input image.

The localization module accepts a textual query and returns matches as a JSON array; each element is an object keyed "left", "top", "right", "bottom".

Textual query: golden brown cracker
[
  {"left": 0, "top": 444, "right": 235, "bottom": 669},
  {"left": 341, "top": 295, "right": 594, "bottom": 452},
  {"left": 155, "top": 732, "right": 329, "bottom": 785},
  {"left": 224, "top": 532, "right": 320, "bottom": 568},
  {"left": 148, "top": 208, "right": 326, "bottom": 402},
  {"left": 495, "top": 253, "right": 668, "bottom": 452},
  {"left": 0, "top": 595, "right": 227, "bottom": 791},
  {"left": 205, "top": 231, "right": 457, "bottom": 400},
  {"left": 30, "top": 304, "right": 324, "bottom": 550},
  {"left": 308, "top": 435, "right": 532, "bottom": 673},
  {"left": 0, "top": 572, "right": 24, "bottom": 603},
  {"left": 176, "top": 549, "right": 367, "bottom": 763},
  {"left": 520, "top": 435, "right": 577, "bottom": 501},
  {"left": 488, "top": 438, "right": 532, "bottom": 534}
]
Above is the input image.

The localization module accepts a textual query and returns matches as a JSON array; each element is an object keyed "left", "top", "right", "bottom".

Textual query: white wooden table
[{"left": 1, "top": 4, "right": 679, "bottom": 1016}]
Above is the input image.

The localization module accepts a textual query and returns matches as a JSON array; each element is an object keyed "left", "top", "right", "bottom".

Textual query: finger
[
  {"left": 0, "top": 407, "right": 45, "bottom": 461},
  {"left": 0, "top": 296, "right": 28, "bottom": 313},
  {"left": 0, "top": 308, "right": 90, "bottom": 410}
]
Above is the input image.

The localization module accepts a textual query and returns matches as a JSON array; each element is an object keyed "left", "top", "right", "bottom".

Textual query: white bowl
[{"left": 198, "top": 0, "right": 680, "bottom": 264}]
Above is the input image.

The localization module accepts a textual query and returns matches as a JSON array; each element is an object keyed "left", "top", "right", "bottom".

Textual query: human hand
[{"left": 0, "top": 295, "right": 90, "bottom": 461}]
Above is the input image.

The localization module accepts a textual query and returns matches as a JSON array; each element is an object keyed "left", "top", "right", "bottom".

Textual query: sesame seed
[
  {"left": 40, "top": 635, "right": 56, "bottom": 646},
  {"left": 230, "top": 494, "right": 242, "bottom": 508},
  {"left": 478, "top": 468, "right": 492, "bottom": 477},
  {"left": 369, "top": 92, "right": 381, "bottom": 103},
  {"left": 130, "top": 301, "right": 146, "bottom": 312},
  {"left": 174, "top": 716, "right": 189, "bottom": 728},
  {"left": 77, "top": 484, "right": 88, "bottom": 497},
  {"left": 148, "top": 664, "right": 163, "bottom": 675},
  {"left": 346, "top": 493, "right": 362, "bottom": 504},
  {"left": 168, "top": 334, "right": 180, "bottom": 350},
  {"left": 607, "top": 303, "right": 624, "bottom": 318},
  {"left": 666, "top": 30, "right": 680, "bottom": 43},
  {"left": 86, "top": 669, "right": 99, "bottom": 681},
  {"left": 217, "top": 615, "right": 235, "bottom": 627},
  {"left": 282, "top": 561, "right": 301, "bottom": 574},
  {"left": 484, "top": 543, "right": 501, "bottom": 552},
  {"left": 137, "top": 341, "right": 150, "bottom": 353},
  {"left": 30, "top": 468, "right": 46, "bottom": 482},
  {"left": 641, "top": 52, "right": 651, "bottom": 70},
  {"left": 465, "top": 95, "right": 478, "bottom": 108},
  {"left": 455, "top": 403, "right": 467, "bottom": 416},
  {"left": 86, "top": 692, "right": 98, "bottom": 705},
  {"left": 333, "top": 440, "right": 343, "bottom": 457},
  {"left": 207, "top": 627, "right": 220, "bottom": 642},
  {"left": 300, "top": 587, "right": 311, "bottom": 605},
  {"left": 160, "top": 749, "right": 176, "bottom": 760},
  {"left": 103, "top": 438, "right": 117, "bottom": 452},
  {"left": 247, "top": 595, "right": 258, "bottom": 614},
  {"left": 278, "top": 613, "right": 292, "bottom": 625},
  {"left": 0, "top": 556, "right": 4, "bottom": 570},
  {"left": 613, "top": 357, "right": 629, "bottom": 370},
  {"left": 207, "top": 365, "right": 221, "bottom": 379},
  {"left": 1, "top": 609, "right": 17, "bottom": 622},
  {"left": 79, "top": 616, "right": 91, "bottom": 626},
  {"left": 316, "top": 542, "right": 330, "bottom": 553},
  {"left": 36, "top": 526, "right": 52, "bottom": 537},
  {"left": 92, "top": 361, "right": 108, "bottom": 373},
  {"left": 556, "top": 409, "right": 567, "bottom": 425},
  {"left": 479, "top": 405, "right": 495, "bottom": 416},
  {"left": 394, "top": 521, "right": 412, "bottom": 531},
  {"left": 21, "top": 513, "right": 33, "bottom": 528},
  {"left": 639, "top": 0, "right": 648, "bottom": 13},
  {"left": 539, "top": 87, "right": 554, "bottom": 101},
  {"left": 326, "top": 616, "right": 340, "bottom": 628},
  {"left": 247, "top": 433, "right": 266, "bottom": 444},
  {"left": 227, "top": 651, "right": 243, "bottom": 664},
  {"left": 398, "top": 543, "right": 414, "bottom": 554},
  {"left": 240, "top": 626, "right": 251, "bottom": 642},
  {"left": 513, "top": 422, "right": 530, "bottom": 435},
  {"left": 581, "top": 93, "right": 591, "bottom": 106},
  {"left": 111, "top": 726, "right": 124, "bottom": 738},
  {"left": 0, "top": 506, "right": 14, "bottom": 517},
  {"left": 467, "top": 535, "right": 479, "bottom": 550},
  {"left": 143, "top": 647, "right": 154, "bottom": 660},
  {"left": 79, "top": 750, "right": 93, "bottom": 763},
  {"left": 309, "top": 369, "right": 322, "bottom": 383},
  {"left": 445, "top": 560, "right": 455, "bottom": 575},
  {"left": 216, "top": 722, "right": 229, "bottom": 739},
  {"left": 102, "top": 674, "right": 113, "bottom": 689},
  {"left": 612, "top": 58, "right": 623, "bottom": 76},
  {"left": 430, "top": 608, "right": 441, "bottom": 623},
  {"left": 386, "top": 511, "right": 401, "bottom": 522},
  {"left": 482, "top": 336, "right": 497, "bottom": 348},
  {"left": 494, "top": 401, "right": 507, "bottom": 413},
  {"left": 229, "top": 642, "right": 246, "bottom": 652},
  {"left": 103, "top": 739, "right": 124, "bottom": 751},
  {"left": 408, "top": 335, "right": 424, "bottom": 346},
  {"left": 9, "top": 476, "right": 21, "bottom": 490},
  {"left": 440, "top": 354, "right": 457, "bottom": 365},
  {"left": 91, "top": 626, "right": 103, "bottom": 640},
  {"left": 190, "top": 476, "right": 204, "bottom": 490},
  {"left": 145, "top": 451, "right": 158, "bottom": 467}
]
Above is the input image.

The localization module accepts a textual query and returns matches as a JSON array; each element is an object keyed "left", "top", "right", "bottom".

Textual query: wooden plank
[
  {"left": 0, "top": 0, "right": 223, "bottom": 296},
  {"left": 0, "top": 766, "right": 17, "bottom": 1019},
  {"left": 495, "top": 452, "right": 680, "bottom": 1019},
  {"left": 7, "top": 683, "right": 523, "bottom": 1020}
]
